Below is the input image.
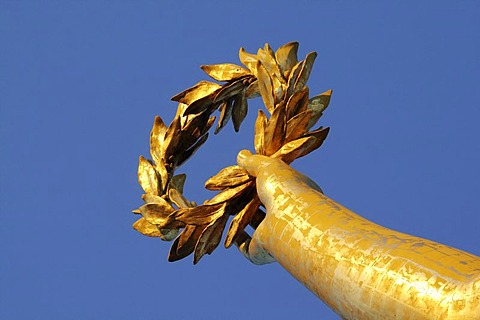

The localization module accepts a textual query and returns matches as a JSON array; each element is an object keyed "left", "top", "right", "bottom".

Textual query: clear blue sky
[{"left": 1, "top": 2, "right": 479, "bottom": 319}]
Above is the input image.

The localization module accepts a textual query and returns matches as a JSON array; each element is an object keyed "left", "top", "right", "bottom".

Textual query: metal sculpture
[{"left": 132, "top": 42, "right": 480, "bottom": 319}]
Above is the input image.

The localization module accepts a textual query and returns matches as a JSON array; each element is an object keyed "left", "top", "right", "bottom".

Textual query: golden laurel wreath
[{"left": 133, "top": 42, "right": 332, "bottom": 264}]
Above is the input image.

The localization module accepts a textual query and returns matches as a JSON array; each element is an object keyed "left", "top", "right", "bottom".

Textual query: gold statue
[{"left": 133, "top": 42, "right": 480, "bottom": 319}]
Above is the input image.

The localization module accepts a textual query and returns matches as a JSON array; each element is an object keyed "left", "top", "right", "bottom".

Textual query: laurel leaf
[
  {"left": 181, "top": 111, "right": 210, "bottom": 139},
  {"left": 224, "top": 197, "right": 260, "bottom": 248},
  {"left": 138, "top": 156, "right": 160, "bottom": 195},
  {"left": 175, "top": 132, "right": 209, "bottom": 168},
  {"left": 171, "top": 80, "right": 222, "bottom": 106},
  {"left": 264, "top": 104, "right": 286, "bottom": 155},
  {"left": 168, "top": 225, "right": 206, "bottom": 262},
  {"left": 193, "top": 207, "right": 228, "bottom": 264},
  {"left": 215, "top": 99, "right": 234, "bottom": 134},
  {"left": 158, "top": 228, "right": 180, "bottom": 241},
  {"left": 272, "top": 136, "right": 316, "bottom": 164},
  {"left": 294, "top": 52, "right": 317, "bottom": 93},
  {"left": 232, "top": 90, "right": 248, "bottom": 132},
  {"left": 285, "top": 110, "right": 314, "bottom": 142},
  {"left": 286, "top": 60, "right": 303, "bottom": 96},
  {"left": 201, "top": 63, "right": 251, "bottom": 82},
  {"left": 133, "top": 217, "right": 162, "bottom": 237},
  {"left": 139, "top": 203, "right": 176, "bottom": 226},
  {"left": 150, "top": 116, "right": 167, "bottom": 166},
  {"left": 168, "top": 188, "right": 191, "bottom": 209},
  {"left": 177, "top": 225, "right": 198, "bottom": 252},
  {"left": 142, "top": 193, "right": 171, "bottom": 206},
  {"left": 286, "top": 86, "right": 309, "bottom": 120},
  {"left": 164, "top": 116, "right": 182, "bottom": 165},
  {"left": 214, "top": 79, "right": 245, "bottom": 103},
  {"left": 172, "top": 203, "right": 225, "bottom": 226},
  {"left": 299, "top": 127, "right": 330, "bottom": 157},
  {"left": 245, "top": 80, "right": 260, "bottom": 98},
  {"left": 207, "top": 181, "right": 253, "bottom": 205},
  {"left": 256, "top": 61, "right": 275, "bottom": 114},
  {"left": 257, "top": 44, "right": 284, "bottom": 84},
  {"left": 276, "top": 127, "right": 330, "bottom": 164},
  {"left": 205, "top": 165, "right": 252, "bottom": 191},
  {"left": 183, "top": 96, "right": 215, "bottom": 115},
  {"left": 169, "top": 174, "right": 187, "bottom": 194},
  {"left": 275, "top": 41, "right": 299, "bottom": 78},
  {"left": 239, "top": 47, "right": 258, "bottom": 74},
  {"left": 254, "top": 109, "right": 267, "bottom": 155},
  {"left": 307, "top": 89, "right": 332, "bottom": 130}
]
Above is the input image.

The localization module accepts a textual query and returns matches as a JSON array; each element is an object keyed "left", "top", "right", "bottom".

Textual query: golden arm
[{"left": 236, "top": 150, "right": 480, "bottom": 320}]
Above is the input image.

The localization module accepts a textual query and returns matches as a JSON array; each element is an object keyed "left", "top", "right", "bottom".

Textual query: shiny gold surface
[
  {"left": 133, "top": 42, "right": 330, "bottom": 263},
  {"left": 132, "top": 42, "right": 480, "bottom": 318},
  {"left": 237, "top": 151, "right": 480, "bottom": 319}
]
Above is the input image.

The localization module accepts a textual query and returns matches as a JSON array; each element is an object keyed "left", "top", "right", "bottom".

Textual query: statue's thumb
[{"left": 237, "top": 150, "right": 260, "bottom": 177}]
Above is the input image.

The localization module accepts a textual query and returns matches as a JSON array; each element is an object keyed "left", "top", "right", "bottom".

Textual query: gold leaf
[
  {"left": 171, "top": 80, "right": 222, "bottom": 106},
  {"left": 214, "top": 79, "right": 245, "bottom": 103},
  {"left": 286, "top": 86, "right": 309, "bottom": 120},
  {"left": 238, "top": 47, "right": 258, "bottom": 74},
  {"left": 254, "top": 109, "right": 267, "bottom": 155},
  {"left": 164, "top": 116, "right": 182, "bottom": 162},
  {"left": 285, "top": 109, "right": 314, "bottom": 142},
  {"left": 168, "top": 188, "right": 191, "bottom": 209},
  {"left": 175, "top": 103, "right": 189, "bottom": 127},
  {"left": 168, "top": 225, "right": 205, "bottom": 262},
  {"left": 132, "top": 208, "right": 141, "bottom": 214},
  {"left": 253, "top": 110, "right": 267, "bottom": 155},
  {"left": 141, "top": 195, "right": 181, "bottom": 240},
  {"left": 245, "top": 80, "right": 260, "bottom": 98},
  {"left": 277, "top": 127, "right": 330, "bottom": 163},
  {"left": 169, "top": 174, "right": 186, "bottom": 194},
  {"left": 307, "top": 89, "right": 333, "bottom": 130},
  {"left": 140, "top": 203, "right": 176, "bottom": 226},
  {"left": 201, "top": 63, "right": 251, "bottom": 82},
  {"left": 149, "top": 116, "right": 167, "bottom": 167},
  {"left": 149, "top": 116, "right": 170, "bottom": 193},
  {"left": 184, "top": 96, "right": 215, "bottom": 115},
  {"left": 299, "top": 127, "right": 330, "bottom": 158},
  {"left": 173, "top": 203, "right": 225, "bottom": 225},
  {"left": 205, "top": 165, "right": 252, "bottom": 191},
  {"left": 286, "top": 60, "right": 303, "bottom": 96},
  {"left": 177, "top": 225, "right": 198, "bottom": 252},
  {"left": 214, "top": 99, "right": 234, "bottom": 134},
  {"left": 264, "top": 104, "right": 286, "bottom": 155},
  {"left": 133, "top": 217, "right": 161, "bottom": 237},
  {"left": 205, "top": 215, "right": 229, "bottom": 255},
  {"left": 224, "top": 197, "right": 260, "bottom": 248},
  {"left": 257, "top": 44, "right": 285, "bottom": 84},
  {"left": 156, "top": 165, "right": 169, "bottom": 196},
  {"left": 158, "top": 228, "right": 180, "bottom": 241},
  {"left": 207, "top": 181, "right": 253, "bottom": 205},
  {"left": 194, "top": 208, "right": 228, "bottom": 264},
  {"left": 138, "top": 156, "right": 160, "bottom": 195},
  {"left": 232, "top": 90, "right": 247, "bottom": 132},
  {"left": 293, "top": 52, "right": 317, "bottom": 93},
  {"left": 275, "top": 42, "right": 299, "bottom": 78},
  {"left": 256, "top": 61, "right": 275, "bottom": 114},
  {"left": 142, "top": 193, "right": 172, "bottom": 207},
  {"left": 271, "top": 136, "right": 316, "bottom": 164},
  {"left": 181, "top": 112, "right": 214, "bottom": 147},
  {"left": 175, "top": 132, "right": 209, "bottom": 168}
]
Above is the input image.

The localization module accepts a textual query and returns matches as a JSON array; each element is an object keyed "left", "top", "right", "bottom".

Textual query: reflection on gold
[
  {"left": 133, "top": 41, "right": 479, "bottom": 318},
  {"left": 238, "top": 151, "right": 480, "bottom": 319}
]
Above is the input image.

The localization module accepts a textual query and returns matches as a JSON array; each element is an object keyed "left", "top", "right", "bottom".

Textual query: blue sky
[{"left": 1, "top": 1, "right": 479, "bottom": 319}]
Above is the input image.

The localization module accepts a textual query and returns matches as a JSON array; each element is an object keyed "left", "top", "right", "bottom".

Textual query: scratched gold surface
[{"left": 238, "top": 151, "right": 480, "bottom": 320}]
